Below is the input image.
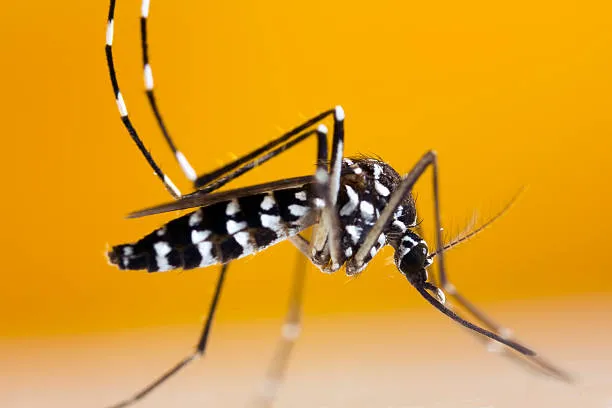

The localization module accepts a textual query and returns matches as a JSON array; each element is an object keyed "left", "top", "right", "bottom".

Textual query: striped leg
[
  {"left": 418, "top": 188, "right": 572, "bottom": 381},
  {"left": 139, "top": 0, "right": 197, "bottom": 182},
  {"left": 309, "top": 106, "right": 345, "bottom": 272},
  {"left": 106, "top": 264, "right": 229, "bottom": 408},
  {"left": 142, "top": 0, "right": 343, "bottom": 194},
  {"left": 251, "top": 251, "right": 308, "bottom": 408},
  {"left": 347, "top": 152, "right": 528, "bottom": 354},
  {"left": 352, "top": 151, "right": 571, "bottom": 380},
  {"left": 193, "top": 108, "right": 338, "bottom": 190},
  {"left": 194, "top": 114, "right": 336, "bottom": 196},
  {"left": 436, "top": 260, "right": 572, "bottom": 381},
  {"left": 113, "top": 0, "right": 341, "bottom": 197},
  {"left": 139, "top": 1, "right": 342, "bottom": 190},
  {"left": 106, "top": 0, "right": 181, "bottom": 198}
]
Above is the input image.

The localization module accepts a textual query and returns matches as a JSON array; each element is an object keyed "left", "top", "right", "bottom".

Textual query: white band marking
[
  {"left": 191, "top": 229, "right": 211, "bottom": 244},
  {"left": 163, "top": 175, "right": 181, "bottom": 198},
  {"left": 176, "top": 151, "right": 197, "bottom": 181},
  {"left": 335, "top": 105, "right": 345, "bottom": 121},
  {"left": 116, "top": 92, "right": 128, "bottom": 117},
  {"left": 143, "top": 63, "right": 154, "bottom": 90},
  {"left": 141, "top": 0, "right": 151, "bottom": 18},
  {"left": 106, "top": 20, "right": 114, "bottom": 46}
]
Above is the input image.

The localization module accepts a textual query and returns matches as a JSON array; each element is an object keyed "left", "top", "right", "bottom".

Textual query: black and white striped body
[
  {"left": 108, "top": 157, "right": 419, "bottom": 274},
  {"left": 326, "top": 158, "right": 417, "bottom": 275},
  {"left": 109, "top": 185, "right": 317, "bottom": 272}
]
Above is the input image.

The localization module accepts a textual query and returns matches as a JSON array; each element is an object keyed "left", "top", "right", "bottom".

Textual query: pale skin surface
[{"left": 1, "top": 296, "right": 610, "bottom": 408}]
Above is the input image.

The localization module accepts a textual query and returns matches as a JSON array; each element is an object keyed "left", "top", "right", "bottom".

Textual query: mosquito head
[{"left": 393, "top": 231, "right": 433, "bottom": 285}]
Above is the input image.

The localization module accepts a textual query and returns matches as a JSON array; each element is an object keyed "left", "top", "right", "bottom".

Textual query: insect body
[
  {"left": 104, "top": 1, "right": 570, "bottom": 407},
  {"left": 108, "top": 158, "right": 417, "bottom": 276}
]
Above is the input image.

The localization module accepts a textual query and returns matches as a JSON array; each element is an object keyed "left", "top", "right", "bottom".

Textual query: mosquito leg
[
  {"left": 105, "top": 0, "right": 181, "bottom": 198},
  {"left": 141, "top": 0, "right": 347, "bottom": 199},
  {"left": 309, "top": 106, "right": 345, "bottom": 272},
  {"left": 411, "top": 198, "right": 438, "bottom": 286},
  {"left": 411, "top": 153, "right": 571, "bottom": 381},
  {"left": 140, "top": 1, "right": 336, "bottom": 188},
  {"left": 194, "top": 109, "right": 337, "bottom": 189},
  {"left": 351, "top": 151, "right": 440, "bottom": 271},
  {"left": 251, "top": 251, "right": 308, "bottom": 408},
  {"left": 196, "top": 120, "right": 333, "bottom": 196},
  {"left": 139, "top": 0, "right": 197, "bottom": 182},
  {"left": 106, "top": 264, "right": 229, "bottom": 408},
  {"left": 126, "top": 122, "right": 332, "bottom": 220},
  {"left": 438, "top": 278, "right": 572, "bottom": 380},
  {"left": 149, "top": 108, "right": 340, "bottom": 199}
]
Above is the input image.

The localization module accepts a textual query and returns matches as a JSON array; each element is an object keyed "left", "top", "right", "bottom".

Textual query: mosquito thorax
[{"left": 393, "top": 230, "right": 432, "bottom": 284}]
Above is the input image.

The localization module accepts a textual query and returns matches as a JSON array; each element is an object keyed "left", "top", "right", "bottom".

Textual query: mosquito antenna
[
  {"left": 428, "top": 186, "right": 526, "bottom": 260},
  {"left": 414, "top": 282, "right": 535, "bottom": 356}
]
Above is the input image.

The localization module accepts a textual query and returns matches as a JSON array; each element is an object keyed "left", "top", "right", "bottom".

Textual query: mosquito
[{"left": 104, "top": 1, "right": 570, "bottom": 407}]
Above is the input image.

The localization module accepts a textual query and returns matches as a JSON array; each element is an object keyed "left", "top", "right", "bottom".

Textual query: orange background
[{"left": 1, "top": 1, "right": 611, "bottom": 407}]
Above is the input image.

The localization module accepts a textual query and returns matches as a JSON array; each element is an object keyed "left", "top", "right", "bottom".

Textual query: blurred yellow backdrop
[{"left": 1, "top": 0, "right": 611, "bottom": 341}]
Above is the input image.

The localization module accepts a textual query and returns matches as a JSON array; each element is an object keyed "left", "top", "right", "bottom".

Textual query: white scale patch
[
  {"left": 226, "top": 199, "right": 240, "bottom": 216},
  {"left": 189, "top": 210, "right": 203, "bottom": 227},
  {"left": 372, "top": 163, "right": 383, "bottom": 179},
  {"left": 156, "top": 227, "right": 166, "bottom": 237},
  {"left": 294, "top": 191, "right": 307, "bottom": 201},
  {"left": 315, "top": 168, "right": 329, "bottom": 183},
  {"left": 226, "top": 220, "right": 247, "bottom": 235},
  {"left": 122, "top": 246, "right": 133, "bottom": 256},
  {"left": 345, "top": 225, "right": 363, "bottom": 245},
  {"left": 191, "top": 229, "right": 211, "bottom": 244},
  {"left": 153, "top": 241, "right": 172, "bottom": 271},
  {"left": 233, "top": 231, "right": 255, "bottom": 254},
  {"left": 288, "top": 204, "right": 308, "bottom": 217},
  {"left": 141, "top": 0, "right": 151, "bottom": 18},
  {"left": 176, "top": 151, "right": 197, "bottom": 181},
  {"left": 261, "top": 194, "right": 275, "bottom": 211},
  {"left": 154, "top": 241, "right": 172, "bottom": 257},
  {"left": 196, "top": 241, "right": 216, "bottom": 267},
  {"left": 375, "top": 180, "right": 390, "bottom": 197},
  {"left": 377, "top": 233, "right": 386, "bottom": 246},
  {"left": 335, "top": 105, "right": 345, "bottom": 121},
  {"left": 116, "top": 92, "right": 128, "bottom": 117},
  {"left": 163, "top": 175, "right": 181, "bottom": 198},
  {"left": 261, "top": 214, "right": 283, "bottom": 233},
  {"left": 339, "top": 185, "right": 359, "bottom": 216},
  {"left": 359, "top": 200, "right": 375, "bottom": 220},
  {"left": 330, "top": 140, "right": 343, "bottom": 205},
  {"left": 345, "top": 247, "right": 353, "bottom": 257},
  {"left": 105, "top": 20, "right": 114, "bottom": 46},
  {"left": 144, "top": 64, "right": 154, "bottom": 91}
]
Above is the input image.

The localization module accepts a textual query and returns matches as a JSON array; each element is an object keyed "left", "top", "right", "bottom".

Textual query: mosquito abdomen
[{"left": 108, "top": 186, "right": 316, "bottom": 272}]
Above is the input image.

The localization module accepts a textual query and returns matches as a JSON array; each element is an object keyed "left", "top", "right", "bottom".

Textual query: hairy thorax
[{"left": 333, "top": 157, "right": 417, "bottom": 275}]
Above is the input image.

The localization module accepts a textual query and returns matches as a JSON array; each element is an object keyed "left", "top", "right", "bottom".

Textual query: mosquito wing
[{"left": 127, "top": 175, "right": 316, "bottom": 218}]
